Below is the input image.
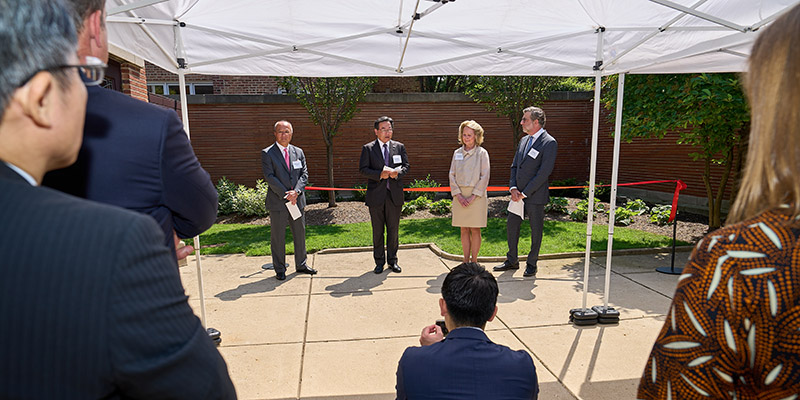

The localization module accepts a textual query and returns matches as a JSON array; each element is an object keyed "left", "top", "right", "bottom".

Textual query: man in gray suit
[
  {"left": 261, "top": 120, "right": 317, "bottom": 280},
  {"left": 495, "top": 107, "right": 558, "bottom": 277}
]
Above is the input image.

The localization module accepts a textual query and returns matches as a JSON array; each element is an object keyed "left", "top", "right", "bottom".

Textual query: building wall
[
  {"left": 121, "top": 62, "right": 148, "bottom": 101},
  {"left": 145, "top": 62, "right": 280, "bottom": 94}
]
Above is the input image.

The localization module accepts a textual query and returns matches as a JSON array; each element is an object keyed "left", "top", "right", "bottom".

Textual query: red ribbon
[{"left": 306, "top": 179, "right": 688, "bottom": 222}]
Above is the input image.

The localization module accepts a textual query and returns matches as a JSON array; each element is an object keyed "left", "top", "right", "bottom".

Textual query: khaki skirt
[{"left": 451, "top": 186, "right": 488, "bottom": 228}]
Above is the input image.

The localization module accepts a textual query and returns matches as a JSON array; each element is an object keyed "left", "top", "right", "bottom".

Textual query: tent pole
[
  {"left": 603, "top": 73, "right": 625, "bottom": 308},
  {"left": 174, "top": 24, "right": 208, "bottom": 329},
  {"left": 570, "top": 27, "right": 604, "bottom": 326}
]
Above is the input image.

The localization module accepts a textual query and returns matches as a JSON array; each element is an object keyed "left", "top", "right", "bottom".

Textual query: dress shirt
[
  {"left": 3, "top": 162, "right": 36, "bottom": 186},
  {"left": 449, "top": 145, "right": 490, "bottom": 197},
  {"left": 510, "top": 128, "right": 545, "bottom": 192}
]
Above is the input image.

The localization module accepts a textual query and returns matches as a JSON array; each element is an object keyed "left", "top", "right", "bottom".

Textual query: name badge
[
  {"left": 393, "top": 154, "right": 402, "bottom": 164},
  {"left": 292, "top": 160, "right": 303, "bottom": 169},
  {"left": 454, "top": 152, "right": 464, "bottom": 161},
  {"left": 527, "top": 148, "right": 540, "bottom": 159}
]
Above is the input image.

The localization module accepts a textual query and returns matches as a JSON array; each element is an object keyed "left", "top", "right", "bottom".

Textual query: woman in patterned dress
[{"left": 637, "top": 4, "right": 800, "bottom": 399}]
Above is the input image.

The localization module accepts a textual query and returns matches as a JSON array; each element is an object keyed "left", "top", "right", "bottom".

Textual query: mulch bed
[{"left": 216, "top": 196, "right": 709, "bottom": 244}]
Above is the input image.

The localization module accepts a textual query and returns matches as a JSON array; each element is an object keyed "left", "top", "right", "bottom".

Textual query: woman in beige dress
[{"left": 449, "top": 120, "right": 490, "bottom": 266}]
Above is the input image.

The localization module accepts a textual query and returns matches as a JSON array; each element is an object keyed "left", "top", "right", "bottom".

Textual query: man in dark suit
[
  {"left": 43, "top": 0, "right": 218, "bottom": 261},
  {"left": 396, "top": 263, "right": 539, "bottom": 399},
  {"left": 0, "top": 0, "right": 235, "bottom": 397},
  {"left": 261, "top": 120, "right": 316, "bottom": 280},
  {"left": 359, "top": 116, "right": 410, "bottom": 274},
  {"left": 495, "top": 107, "right": 558, "bottom": 277}
]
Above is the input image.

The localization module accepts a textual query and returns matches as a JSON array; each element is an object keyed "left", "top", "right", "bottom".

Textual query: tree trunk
[
  {"left": 702, "top": 156, "right": 720, "bottom": 230},
  {"left": 714, "top": 146, "right": 734, "bottom": 229},
  {"left": 326, "top": 142, "right": 336, "bottom": 207}
]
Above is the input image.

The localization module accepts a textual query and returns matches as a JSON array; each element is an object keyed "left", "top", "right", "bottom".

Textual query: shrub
[
  {"left": 612, "top": 207, "right": 637, "bottom": 226},
  {"left": 570, "top": 197, "right": 602, "bottom": 221},
  {"left": 232, "top": 180, "right": 269, "bottom": 217},
  {"left": 216, "top": 176, "right": 238, "bottom": 215},
  {"left": 405, "top": 174, "right": 439, "bottom": 201},
  {"left": 650, "top": 205, "right": 673, "bottom": 226},
  {"left": 582, "top": 181, "right": 610, "bottom": 201},
  {"left": 545, "top": 197, "right": 569, "bottom": 214},
  {"left": 429, "top": 199, "right": 452, "bottom": 215},
  {"left": 549, "top": 177, "right": 583, "bottom": 198},
  {"left": 352, "top": 183, "right": 367, "bottom": 202},
  {"left": 401, "top": 202, "right": 417, "bottom": 216},
  {"left": 625, "top": 198, "right": 650, "bottom": 215}
]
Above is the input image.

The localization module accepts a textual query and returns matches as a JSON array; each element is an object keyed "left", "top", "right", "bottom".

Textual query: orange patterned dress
[{"left": 638, "top": 208, "right": 800, "bottom": 399}]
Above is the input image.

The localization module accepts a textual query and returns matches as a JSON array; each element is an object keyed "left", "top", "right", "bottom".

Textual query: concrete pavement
[{"left": 179, "top": 247, "right": 690, "bottom": 400}]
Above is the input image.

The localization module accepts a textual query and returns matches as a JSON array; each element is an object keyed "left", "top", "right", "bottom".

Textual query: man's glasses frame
[{"left": 21, "top": 56, "right": 107, "bottom": 87}]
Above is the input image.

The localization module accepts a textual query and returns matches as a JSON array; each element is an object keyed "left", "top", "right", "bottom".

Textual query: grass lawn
[{"left": 199, "top": 217, "right": 689, "bottom": 257}]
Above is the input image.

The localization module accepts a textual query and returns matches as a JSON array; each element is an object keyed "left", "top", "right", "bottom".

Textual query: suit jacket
[
  {"left": 509, "top": 131, "right": 558, "bottom": 205},
  {"left": 0, "top": 163, "right": 235, "bottom": 399},
  {"left": 396, "top": 328, "right": 538, "bottom": 399},
  {"left": 42, "top": 85, "right": 218, "bottom": 253},
  {"left": 359, "top": 139, "right": 409, "bottom": 207},
  {"left": 261, "top": 143, "right": 308, "bottom": 211}
]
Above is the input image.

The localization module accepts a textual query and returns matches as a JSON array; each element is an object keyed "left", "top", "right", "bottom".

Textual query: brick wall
[
  {"left": 185, "top": 94, "right": 590, "bottom": 192},
  {"left": 145, "top": 62, "right": 280, "bottom": 94},
  {"left": 373, "top": 77, "right": 420, "bottom": 93},
  {"left": 120, "top": 62, "right": 148, "bottom": 102}
]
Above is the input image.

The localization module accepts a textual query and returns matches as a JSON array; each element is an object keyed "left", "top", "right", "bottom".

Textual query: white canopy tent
[{"left": 105, "top": 0, "right": 799, "bottom": 324}]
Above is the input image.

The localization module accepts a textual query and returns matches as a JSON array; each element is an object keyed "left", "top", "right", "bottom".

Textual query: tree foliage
[
  {"left": 602, "top": 73, "right": 749, "bottom": 229},
  {"left": 279, "top": 76, "right": 376, "bottom": 207},
  {"left": 464, "top": 76, "right": 560, "bottom": 147}
]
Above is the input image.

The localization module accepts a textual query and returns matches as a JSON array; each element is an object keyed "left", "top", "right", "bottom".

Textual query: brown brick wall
[
  {"left": 120, "top": 63, "right": 148, "bottom": 102},
  {"left": 145, "top": 62, "right": 280, "bottom": 94},
  {"left": 186, "top": 97, "right": 591, "bottom": 191},
  {"left": 373, "top": 77, "right": 420, "bottom": 93}
]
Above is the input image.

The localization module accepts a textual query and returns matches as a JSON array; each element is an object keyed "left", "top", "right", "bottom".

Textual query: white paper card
[
  {"left": 527, "top": 148, "right": 540, "bottom": 159},
  {"left": 292, "top": 160, "right": 302, "bottom": 169},
  {"left": 286, "top": 201, "right": 302, "bottom": 220},
  {"left": 508, "top": 199, "right": 525, "bottom": 218},
  {"left": 393, "top": 154, "right": 402, "bottom": 164},
  {"left": 454, "top": 152, "right": 464, "bottom": 161}
]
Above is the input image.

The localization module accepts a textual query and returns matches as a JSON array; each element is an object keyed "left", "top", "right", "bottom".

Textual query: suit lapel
[
  {"left": 272, "top": 144, "right": 289, "bottom": 173},
  {"left": 373, "top": 139, "right": 384, "bottom": 166}
]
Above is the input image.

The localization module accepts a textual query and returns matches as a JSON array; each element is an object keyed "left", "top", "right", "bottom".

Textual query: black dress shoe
[
  {"left": 523, "top": 264, "right": 538, "bottom": 277},
  {"left": 276, "top": 271, "right": 286, "bottom": 280},
  {"left": 493, "top": 260, "right": 519, "bottom": 271},
  {"left": 296, "top": 265, "right": 318, "bottom": 275},
  {"left": 388, "top": 263, "right": 402, "bottom": 273},
  {"left": 374, "top": 264, "right": 384, "bottom": 274}
]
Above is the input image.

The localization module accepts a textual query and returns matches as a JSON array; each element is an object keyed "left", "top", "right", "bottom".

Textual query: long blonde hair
[{"left": 727, "top": 4, "right": 800, "bottom": 224}]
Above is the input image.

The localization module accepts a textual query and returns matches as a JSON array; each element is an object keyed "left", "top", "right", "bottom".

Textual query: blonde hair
[
  {"left": 458, "top": 120, "right": 485, "bottom": 146},
  {"left": 727, "top": 4, "right": 800, "bottom": 224}
]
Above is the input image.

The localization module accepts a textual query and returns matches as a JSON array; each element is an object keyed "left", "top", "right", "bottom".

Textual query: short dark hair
[
  {"left": 523, "top": 106, "right": 546, "bottom": 128},
  {"left": 441, "top": 263, "right": 498, "bottom": 327},
  {"left": 65, "top": 0, "right": 106, "bottom": 32},
  {"left": 374, "top": 116, "right": 393, "bottom": 130},
  {"left": 0, "top": 0, "right": 77, "bottom": 118}
]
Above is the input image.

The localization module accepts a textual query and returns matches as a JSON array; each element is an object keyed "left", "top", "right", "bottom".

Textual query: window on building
[{"left": 147, "top": 82, "right": 213, "bottom": 95}]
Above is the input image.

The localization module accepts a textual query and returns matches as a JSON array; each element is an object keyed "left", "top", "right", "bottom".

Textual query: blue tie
[{"left": 523, "top": 135, "right": 534, "bottom": 156}]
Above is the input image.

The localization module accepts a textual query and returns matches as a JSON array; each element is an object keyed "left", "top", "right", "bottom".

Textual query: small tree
[
  {"left": 603, "top": 73, "right": 749, "bottom": 229},
  {"left": 464, "top": 76, "right": 560, "bottom": 147},
  {"left": 279, "top": 76, "right": 376, "bottom": 207}
]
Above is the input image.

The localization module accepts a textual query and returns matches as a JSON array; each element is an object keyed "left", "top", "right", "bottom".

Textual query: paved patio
[{"left": 179, "top": 247, "right": 690, "bottom": 400}]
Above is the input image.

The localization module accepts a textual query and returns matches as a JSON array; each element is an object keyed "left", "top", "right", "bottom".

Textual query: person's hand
[
  {"left": 380, "top": 169, "right": 391, "bottom": 179},
  {"left": 466, "top": 195, "right": 476, "bottom": 206},
  {"left": 285, "top": 190, "right": 298, "bottom": 205},
  {"left": 510, "top": 188, "right": 522, "bottom": 202},
  {"left": 389, "top": 169, "right": 399, "bottom": 179},
  {"left": 456, "top": 194, "right": 467, "bottom": 207},
  {"left": 419, "top": 324, "right": 444, "bottom": 346},
  {"left": 174, "top": 231, "right": 194, "bottom": 261}
]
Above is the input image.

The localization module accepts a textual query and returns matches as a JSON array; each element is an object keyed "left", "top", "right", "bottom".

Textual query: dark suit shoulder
[{"left": 89, "top": 86, "right": 175, "bottom": 121}]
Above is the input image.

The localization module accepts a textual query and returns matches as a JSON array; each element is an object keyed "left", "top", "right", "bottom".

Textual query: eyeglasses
[{"left": 20, "top": 56, "right": 107, "bottom": 87}]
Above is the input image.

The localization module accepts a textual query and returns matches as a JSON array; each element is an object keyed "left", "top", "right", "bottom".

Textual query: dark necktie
[
  {"left": 523, "top": 135, "right": 534, "bottom": 156},
  {"left": 383, "top": 143, "right": 390, "bottom": 189}
]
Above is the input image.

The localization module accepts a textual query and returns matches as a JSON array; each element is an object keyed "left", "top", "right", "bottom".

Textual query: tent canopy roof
[{"left": 107, "top": 0, "right": 799, "bottom": 77}]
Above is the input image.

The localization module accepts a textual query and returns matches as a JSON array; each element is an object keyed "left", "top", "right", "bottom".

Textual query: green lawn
[{"left": 199, "top": 217, "right": 688, "bottom": 257}]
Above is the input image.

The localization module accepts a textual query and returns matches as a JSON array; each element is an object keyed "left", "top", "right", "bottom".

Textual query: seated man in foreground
[
  {"left": 0, "top": 0, "right": 235, "bottom": 397},
  {"left": 396, "top": 263, "right": 539, "bottom": 399}
]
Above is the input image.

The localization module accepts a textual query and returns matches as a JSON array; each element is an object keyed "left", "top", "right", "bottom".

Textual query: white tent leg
[
  {"left": 174, "top": 25, "right": 208, "bottom": 329},
  {"left": 602, "top": 73, "right": 625, "bottom": 307},
  {"left": 571, "top": 28, "right": 604, "bottom": 326}
]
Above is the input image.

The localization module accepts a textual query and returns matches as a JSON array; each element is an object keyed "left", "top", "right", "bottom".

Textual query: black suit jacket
[
  {"left": 396, "top": 328, "right": 538, "bottom": 399},
  {"left": 509, "top": 131, "right": 558, "bottom": 205},
  {"left": 359, "top": 139, "right": 409, "bottom": 207},
  {"left": 43, "top": 85, "right": 218, "bottom": 253},
  {"left": 0, "top": 163, "right": 235, "bottom": 399},
  {"left": 261, "top": 143, "right": 308, "bottom": 211}
]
